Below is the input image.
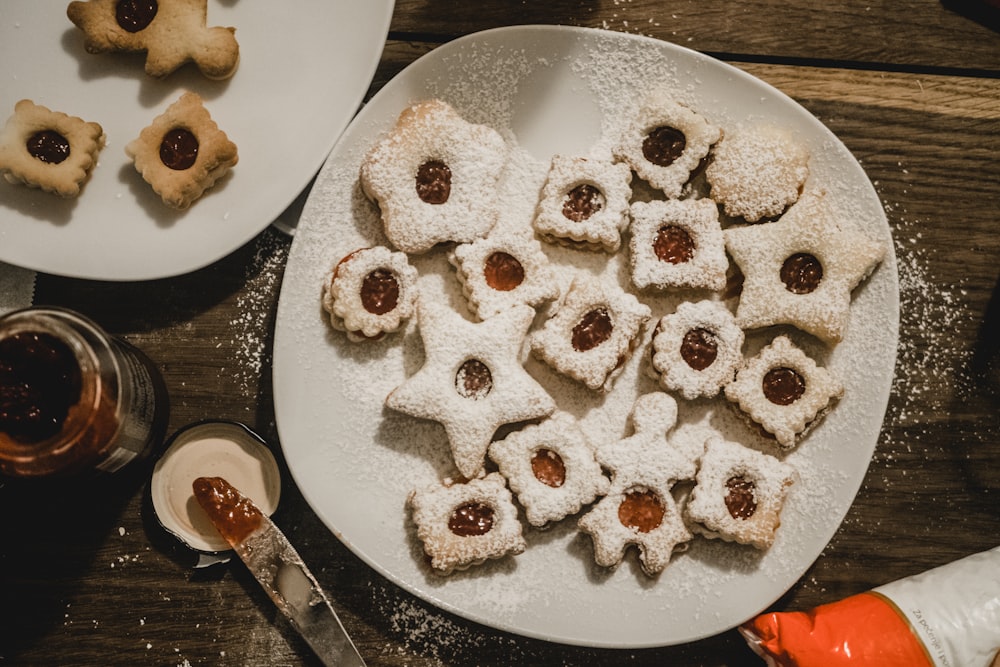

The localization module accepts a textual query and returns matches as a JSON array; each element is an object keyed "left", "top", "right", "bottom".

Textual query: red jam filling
[
  {"left": 725, "top": 476, "right": 758, "bottom": 520},
  {"left": 571, "top": 308, "right": 613, "bottom": 352},
  {"left": 360, "top": 269, "right": 400, "bottom": 315},
  {"left": 483, "top": 252, "right": 525, "bottom": 292},
  {"left": 562, "top": 184, "right": 605, "bottom": 222},
  {"left": 27, "top": 130, "right": 71, "bottom": 165},
  {"left": 618, "top": 489, "right": 665, "bottom": 533},
  {"left": 415, "top": 160, "right": 451, "bottom": 204},
  {"left": 762, "top": 367, "right": 806, "bottom": 405},
  {"left": 455, "top": 359, "right": 492, "bottom": 400},
  {"left": 680, "top": 327, "right": 719, "bottom": 371},
  {"left": 159, "top": 128, "right": 198, "bottom": 171},
  {"left": 653, "top": 225, "right": 695, "bottom": 264},
  {"left": 448, "top": 501, "right": 494, "bottom": 536},
  {"left": 642, "top": 126, "right": 686, "bottom": 167},
  {"left": 531, "top": 448, "right": 566, "bottom": 488},
  {"left": 192, "top": 476, "right": 263, "bottom": 545},
  {"left": 780, "top": 253, "right": 823, "bottom": 294},
  {"left": 116, "top": 0, "right": 158, "bottom": 32}
]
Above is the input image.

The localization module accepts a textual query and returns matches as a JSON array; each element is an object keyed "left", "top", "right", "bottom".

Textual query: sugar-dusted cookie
[
  {"left": 724, "top": 335, "right": 844, "bottom": 448},
  {"left": 651, "top": 300, "right": 745, "bottom": 400},
  {"left": 578, "top": 393, "right": 697, "bottom": 575},
  {"left": 322, "top": 246, "right": 418, "bottom": 342},
  {"left": 359, "top": 100, "right": 508, "bottom": 254},
  {"left": 529, "top": 274, "right": 652, "bottom": 392},
  {"left": 67, "top": 0, "right": 240, "bottom": 79},
  {"left": 124, "top": 92, "right": 238, "bottom": 209},
  {"left": 684, "top": 436, "right": 796, "bottom": 550},
  {"left": 0, "top": 100, "right": 105, "bottom": 198},
  {"left": 386, "top": 298, "right": 556, "bottom": 479},
  {"left": 706, "top": 124, "right": 809, "bottom": 222},
  {"left": 724, "top": 189, "right": 887, "bottom": 345},
  {"left": 489, "top": 412, "right": 609, "bottom": 528},
  {"left": 532, "top": 155, "right": 633, "bottom": 253},
  {"left": 628, "top": 198, "right": 728, "bottom": 291},
  {"left": 614, "top": 91, "right": 721, "bottom": 198},
  {"left": 407, "top": 473, "right": 526, "bottom": 574},
  {"left": 449, "top": 234, "right": 560, "bottom": 320}
]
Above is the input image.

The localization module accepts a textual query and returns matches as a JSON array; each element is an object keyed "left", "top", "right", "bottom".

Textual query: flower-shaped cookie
[
  {"left": 360, "top": 99, "right": 508, "bottom": 254},
  {"left": 67, "top": 0, "right": 240, "bottom": 79},
  {"left": 529, "top": 274, "right": 652, "bottom": 392},
  {"left": 685, "top": 436, "right": 796, "bottom": 550},
  {"left": 614, "top": 91, "right": 721, "bottom": 198},
  {"left": 706, "top": 124, "right": 809, "bottom": 222},
  {"left": 651, "top": 300, "right": 745, "bottom": 400},
  {"left": 407, "top": 473, "right": 526, "bottom": 574},
  {"left": 125, "top": 92, "right": 238, "bottom": 209},
  {"left": 322, "top": 246, "right": 418, "bottom": 342},
  {"left": 489, "top": 412, "right": 610, "bottom": 527},
  {"left": 450, "top": 234, "right": 560, "bottom": 320},
  {"left": 628, "top": 198, "right": 728, "bottom": 291},
  {"left": 532, "top": 155, "right": 633, "bottom": 253},
  {"left": 386, "top": 299, "right": 556, "bottom": 479},
  {"left": 0, "top": 99, "right": 105, "bottom": 198},
  {"left": 578, "top": 393, "right": 697, "bottom": 575},
  {"left": 724, "top": 190, "right": 887, "bottom": 345},
  {"left": 724, "top": 335, "right": 844, "bottom": 448}
]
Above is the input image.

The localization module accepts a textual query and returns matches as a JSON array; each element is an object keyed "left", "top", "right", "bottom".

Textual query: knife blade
[{"left": 193, "top": 476, "right": 366, "bottom": 667}]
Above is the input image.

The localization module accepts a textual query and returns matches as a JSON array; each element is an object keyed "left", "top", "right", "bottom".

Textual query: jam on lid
[
  {"left": 780, "top": 253, "right": 823, "bottom": 294},
  {"left": 531, "top": 448, "right": 566, "bottom": 488},
  {"left": 26, "top": 130, "right": 71, "bottom": 165},
  {"left": 192, "top": 476, "right": 263, "bottom": 546},
  {"left": 653, "top": 225, "right": 696, "bottom": 264},
  {"left": 642, "top": 126, "right": 686, "bottom": 167},
  {"left": 680, "top": 327, "right": 719, "bottom": 371},
  {"left": 448, "top": 501, "right": 495, "bottom": 536},
  {"left": 725, "top": 475, "right": 758, "bottom": 520},
  {"left": 0, "top": 331, "right": 82, "bottom": 443},
  {"left": 160, "top": 128, "right": 199, "bottom": 171},
  {"left": 415, "top": 160, "right": 451, "bottom": 204},
  {"left": 455, "top": 359, "right": 493, "bottom": 400},
  {"left": 483, "top": 252, "right": 525, "bottom": 292},
  {"left": 762, "top": 366, "right": 806, "bottom": 406},
  {"left": 618, "top": 488, "right": 665, "bottom": 533},
  {"left": 360, "top": 269, "right": 400, "bottom": 315},
  {"left": 116, "top": 0, "right": 158, "bottom": 32},
  {"left": 562, "top": 183, "right": 605, "bottom": 222},
  {"left": 571, "top": 308, "right": 614, "bottom": 352}
]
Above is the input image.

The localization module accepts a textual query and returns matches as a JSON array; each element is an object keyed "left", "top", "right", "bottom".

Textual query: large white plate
[
  {"left": 273, "top": 26, "right": 899, "bottom": 648},
  {"left": 0, "top": 1, "right": 394, "bottom": 280}
]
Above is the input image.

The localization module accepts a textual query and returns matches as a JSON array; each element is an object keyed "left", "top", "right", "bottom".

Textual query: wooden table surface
[{"left": 4, "top": 2, "right": 1000, "bottom": 665}]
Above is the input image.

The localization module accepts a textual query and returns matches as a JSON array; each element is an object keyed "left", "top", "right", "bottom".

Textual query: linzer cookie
[
  {"left": 651, "top": 300, "right": 745, "bottom": 400},
  {"left": 628, "top": 198, "right": 728, "bottom": 291},
  {"left": 724, "top": 335, "right": 844, "bottom": 448},
  {"left": 614, "top": 91, "right": 721, "bottom": 198},
  {"left": 578, "top": 393, "right": 697, "bottom": 575},
  {"left": 386, "top": 299, "right": 555, "bottom": 479},
  {"left": 67, "top": 0, "right": 240, "bottom": 79},
  {"left": 322, "top": 246, "right": 418, "bottom": 342},
  {"left": 488, "top": 412, "right": 609, "bottom": 528},
  {"left": 449, "top": 234, "right": 560, "bottom": 320},
  {"left": 706, "top": 124, "right": 809, "bottom": 222},
  {"left": 124, "top": 92, "right": 238, "bottom": 209},
  {"left": 685, "top": 436, "right": 796, "bottom": 550},
  {"left": 532, "top": 155, "right": 633, "bottom": 253},
  {"left": 0, "top": 100, "right": 105, "bottom": 198},
  {"left": 359, "top": 100, "right": 508, "bottom": 254},
  {"left": 407, "top": 473, "right": 526, "bottom": 574},
  {"left": 529, "top": 274, "right": 651, "bottom": 392},
  {"left": 724, "top": 189, "right": 887, "bottom": 344}
]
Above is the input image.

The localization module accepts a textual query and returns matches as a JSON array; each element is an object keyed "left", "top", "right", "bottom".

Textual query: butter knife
[{"left": 193, "top": 476, "right": 366, "bottom": 667}]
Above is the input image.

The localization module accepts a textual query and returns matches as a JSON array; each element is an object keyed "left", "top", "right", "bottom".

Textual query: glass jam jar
[{"left": 0, "top": 307, "right": 169, "bottom": 478}]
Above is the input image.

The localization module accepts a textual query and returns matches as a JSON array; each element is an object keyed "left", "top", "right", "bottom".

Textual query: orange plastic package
[{"left": 740, "top": 546, "right": 1000, "bottom": 667}]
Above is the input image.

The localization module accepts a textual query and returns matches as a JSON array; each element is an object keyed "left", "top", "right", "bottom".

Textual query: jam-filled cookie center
[
  {"left": 680, "top": 327, "right": 719, "bottom": 371},
  {"left": 571, "top": 308, "right": 614, "bottom": 352},
  {"left": 415, "top": 160, "right": 451, "bottom": 205},
  {"left": 653, "top": 225, "right": 695, "bottom": 264},
  {"left": 448, "top": 501, "right": 494, "bottom": 536},
  {"left": 642, "top": 126, "right": 686, "bottom": 167},
  {"left": 530, "top": 448, "right": 566, "bottom": 488},
  {"left": 725, "top": 475, "right": 758, "bottom": 520},
  {"left": 27, "top": 130, "right": 71, "bottom": 165},
  {"left": 780, "top": 252, "right": 823, "bottom": 294},
  {"left": 116, "top": 0, "right": 158, "bottom": 32},
  {"left": 360, "top": 268, "right": 400, "bottom": 315},
  {"left": 159, "top": 128, "right": 199, "bottom": 170},
  {"left": 483, "top": 252, "right": 525, "bottom": 292},
  {"left": 561, "top": 183, "right": 605, "bottom": 222},
  {"left": 455, "top": 359, "right": 493, "bottom": 400},
  {"left": 618, "top": 488, "right": 665, "bottom": 533},
  {"left": 762, "top": 366, "right": 806, "bottom": 405}
]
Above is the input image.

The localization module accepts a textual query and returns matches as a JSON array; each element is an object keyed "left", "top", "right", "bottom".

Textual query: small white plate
[
  {"left": 273, "top": 26, "right": 899, "bottom": 647},
  {"left": 0, "top": 0, "right": 394, "bottom": 280}
]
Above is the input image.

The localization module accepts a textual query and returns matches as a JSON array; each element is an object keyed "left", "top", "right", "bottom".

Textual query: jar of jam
[{"left": 0, "top": 307, "right": 169, "bottom": 478}]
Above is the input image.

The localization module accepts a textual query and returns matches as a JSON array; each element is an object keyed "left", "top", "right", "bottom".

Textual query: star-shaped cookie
[
  {"left": 386, "top": 298, "right": 556, "bottom": 479},
  {"left": 724, "top": 189, "right": 887, "bottom": 344}
]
